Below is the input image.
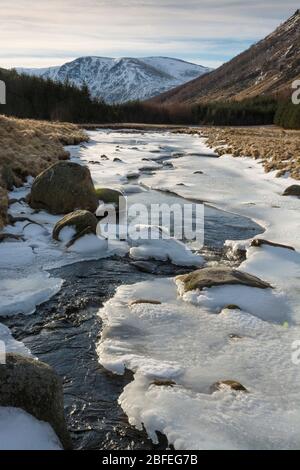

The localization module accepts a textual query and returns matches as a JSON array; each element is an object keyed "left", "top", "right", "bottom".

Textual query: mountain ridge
[
  {"left": 17, "top": 56, "right": 211, "bottom": 104},
  {"left": 149, "top": 10, "right": 300, "bottom": 105}
]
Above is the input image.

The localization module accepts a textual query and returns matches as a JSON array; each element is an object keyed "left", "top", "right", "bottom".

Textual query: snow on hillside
[{"left": 17, "top": 56, "right": 211, "bottom": 104}]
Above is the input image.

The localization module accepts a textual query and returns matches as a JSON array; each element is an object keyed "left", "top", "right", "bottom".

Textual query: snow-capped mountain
[{"left": 17, "top": 56, "right": 211, "bottom": 104}]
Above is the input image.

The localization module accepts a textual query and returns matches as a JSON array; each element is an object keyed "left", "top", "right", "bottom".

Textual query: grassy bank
[
  {"left": 0, "top": 115, "right": 87, "bottom": 229},
  {"left": 186, "top": 126, "right": 300, "bottom": 180}
]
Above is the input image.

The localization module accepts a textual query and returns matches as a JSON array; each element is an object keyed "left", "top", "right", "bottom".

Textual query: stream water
[{"left": 1, "top": 130, "right": 263, "bottom": 449}]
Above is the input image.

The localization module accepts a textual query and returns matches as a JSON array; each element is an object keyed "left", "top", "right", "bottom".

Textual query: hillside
[
  {"left": 17, "top": 56, "right": 211, "bottom": 104},
  {"left": 0, "top": 115, "right": 87, "bottom": 229},
  {"left": 150, "top": 10, "right": 300, "bottom": 105}
]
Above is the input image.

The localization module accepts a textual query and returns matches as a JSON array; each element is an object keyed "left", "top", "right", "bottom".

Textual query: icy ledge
[
  {"left": 96, "top": 135, "right": 300, "bottom": 450},
  {"left": 0, "top": 407, "right": 62, "bottom": 450}
]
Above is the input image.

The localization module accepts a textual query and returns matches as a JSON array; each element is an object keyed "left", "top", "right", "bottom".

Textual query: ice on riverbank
[
  {"left": 95, "top": 129, "right": 300, "bottom": 450},
  {"left": 1, "top": 128, "right": 299, "bottom": 450},
  {"left": 97, "top": 275, "right": 300, "bottom": 450},
  {"left": 0, "top": 273, "right": 63, "bottom": 317},
  {"left": 0, "top": 407, "right": 62, "bottom": 450},
  {"left": 129, "top": 225, "right": 204, "bottom": 267}
]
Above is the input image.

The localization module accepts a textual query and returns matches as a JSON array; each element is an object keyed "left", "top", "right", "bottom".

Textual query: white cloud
[{"left": 0, "top": 0, "right": 298, "bottom": 68}]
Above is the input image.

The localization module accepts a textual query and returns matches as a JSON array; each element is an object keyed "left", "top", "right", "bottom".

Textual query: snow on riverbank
[
  {"left": 1, "top": 129, "right": 299, "bottom": 449},
  {"left": 0, "top": 129, "right": 206, "bottom": 449},
  {"left": 96, "top": 131, "right": 300, "bottom": 450},
  {"left": 1, "top": 131, "right": 207, "bottom": 322},
  {"left": 0, "top": 407, "right": 62, "bottom": 450}
]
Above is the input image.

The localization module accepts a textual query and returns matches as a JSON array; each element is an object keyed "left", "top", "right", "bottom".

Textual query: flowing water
[{"left": 1, "top": 130, "right": 263, "bottom": 449}]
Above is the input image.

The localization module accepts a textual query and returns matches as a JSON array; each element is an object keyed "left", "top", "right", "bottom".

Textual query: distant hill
[
  {"left": 150, "top": 10, "right": 300, "bottom": 105},
  {"left": 17, "top": 57, "right": 211, "bottom": 104}
]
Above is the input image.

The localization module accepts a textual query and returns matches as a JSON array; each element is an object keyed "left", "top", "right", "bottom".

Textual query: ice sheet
[
  {"left": 94, "top": 129, "right": 300, "bottom": 450},
  {"left": 0, "top": 407, "right": 62, "bottom": 450}
]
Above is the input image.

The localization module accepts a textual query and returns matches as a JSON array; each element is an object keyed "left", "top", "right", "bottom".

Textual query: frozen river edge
[{"left": 0, "top": 129, "right": 300, "bottom": 449}]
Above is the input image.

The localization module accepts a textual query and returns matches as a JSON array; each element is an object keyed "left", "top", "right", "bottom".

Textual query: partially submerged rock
[
  {"left": 228, "top": 334, "right": 243, "bottom": 340},
  {"left": 29, "top": 161, "right": 98, "bottom": 214},
  {"left": 95, "top": 187, "right": 123, "bottom": 207},
  {"left": 151, "top": 380, "right": 176, "bottom": 387},
  {"left": 251, "top": 238, "right": 295, "bottom": 251},
  {"left": 0, "top": 233, "right": 24, "bottom": 243},
  {"left": 210, "top": 380, "right": 248, "bottom": 393},
  {"left": 52, "top": 210, "right": 98, "bottom": 241},
  {"left": 176, "top": 267, "right": 272, "bottom": 293},
  {"left": 223, "top": 304, "right": 241, "bottom": 310},
  {"left": 0, "top": 354, "right": 72, "bottom": 449},
  {"left": 129, "top": 299, "right": 162, "bottom": 306},
  {"left": 282, "top": 185, "right": 300, "bottom": 197}
]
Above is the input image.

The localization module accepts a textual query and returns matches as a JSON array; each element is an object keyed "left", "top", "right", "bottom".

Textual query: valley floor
[
  {"left": 83, "top": 124, "right": 300, "bottom": 180},
  {"left": 0, "top": 123, "right": 299, "bottom": 450},
  {"left": 198, "top": 126, "right": 300, "bottom": 181}
]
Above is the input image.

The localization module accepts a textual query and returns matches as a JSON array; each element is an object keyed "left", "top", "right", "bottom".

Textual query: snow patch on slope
[{"left": 17, "top": 56, "right": 211, "bottom": 103}]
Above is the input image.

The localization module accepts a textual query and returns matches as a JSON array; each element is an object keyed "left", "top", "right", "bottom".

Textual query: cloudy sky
[{"left": 0, "top": 0, "right": 298, "bottom": 69}]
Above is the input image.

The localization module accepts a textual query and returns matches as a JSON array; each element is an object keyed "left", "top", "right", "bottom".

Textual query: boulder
[
  {"left": 52, "top": 210, "right": 98, "bottom": 241},
  {"left": 176, "top": 267, "right": 272, "bottom": 293},
  {"left": 28, "top": 161, "right": 98, "bottom": 214},
  {"left": 0, "top": 354, "right": 72, "bottom": 449},
  {"left": 282, "top": 185, "right": 300, "bottom": 197}
]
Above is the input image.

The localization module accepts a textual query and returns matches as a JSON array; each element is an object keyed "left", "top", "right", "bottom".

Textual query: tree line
[{"left": 0, "top": 68, "right": 299, "bottom": 129}]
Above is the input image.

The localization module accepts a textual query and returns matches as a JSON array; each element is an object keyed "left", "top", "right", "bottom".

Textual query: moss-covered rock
[
  {"left": 52, "top": 210, "right": 98, "bottom": 241},
  {"left": 29, "top": 161, "right": 98, "bottom": 214},
  {"left": 0, "top": 354, "right": 72, "bottom": 449},
  {"left": 95, "top": 187, "right": 123, "bottom": 207},
  {"left": 176, "top": 267, "right": 272, "bottom": 293}
]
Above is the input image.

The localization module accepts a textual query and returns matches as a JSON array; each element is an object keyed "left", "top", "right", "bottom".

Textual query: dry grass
[
  {"left": 177, "top": 126, "right": 300, "bottom": 180},
  {"left": 0, "top": 115, "right": 88, "bottom": 229}
]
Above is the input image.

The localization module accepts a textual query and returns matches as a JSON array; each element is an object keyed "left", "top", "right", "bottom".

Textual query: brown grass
[
  {"left": 176, "top": 126, "right": 300, "bottom": 180},
  {"left": 0, "top": 115, "right": 88, "bottom": 229}
]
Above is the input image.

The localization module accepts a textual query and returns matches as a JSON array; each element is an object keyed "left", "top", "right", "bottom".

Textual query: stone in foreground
[
  {"left": 52, "top": 210, "right": 98, "bottom": 241},
  {"left": 29, "top": 161, "right": 98, "bottom": 214},
  {"left": 0, "top": 354, "right": 72, "bottom": 449},
  {"left": 176, "top": 267, "right": 272, "bottom": 292}
]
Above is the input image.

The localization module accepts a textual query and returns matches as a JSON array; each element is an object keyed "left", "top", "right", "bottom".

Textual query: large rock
[
  {"left": 0, "top": 354, "right": 72, "bottom": 449},
  {"left": 29, "top": 161, "right": 98, "bottom": 214},
  {"left": 176, "top": 267, "right": 272, "bottom": 293},
  {"left": 282, "top": 185, "right": 300, "bottom": 197},
  {"left": 52, "top": 210, "right": 98, "bottom": 241}
]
